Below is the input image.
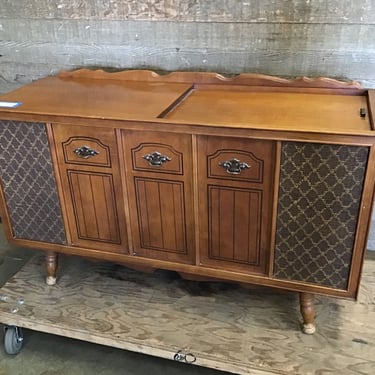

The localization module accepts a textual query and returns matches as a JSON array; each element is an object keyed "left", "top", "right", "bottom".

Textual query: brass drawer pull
[
  {"left": 74, "top": 146, "right": 99, "bottom": 159},
  {"left": 143, "top": 151, "right": 171, "bottom": 166},
  {"left": 219, "top": 159, "right": 250, "bottom": 174}
]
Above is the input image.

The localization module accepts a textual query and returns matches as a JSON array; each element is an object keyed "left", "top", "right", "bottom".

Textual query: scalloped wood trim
[{"left": 58, "top": 69, "right": 363, "bottom": 90}]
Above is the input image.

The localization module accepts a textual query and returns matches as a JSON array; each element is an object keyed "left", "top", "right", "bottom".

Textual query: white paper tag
[{"left": 0, "top": 101, "right": 22, "bottom": 108}]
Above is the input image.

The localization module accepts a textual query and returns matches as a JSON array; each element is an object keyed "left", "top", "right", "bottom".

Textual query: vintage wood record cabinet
[{"left": 0, "top": 69, "right": 374, "bottom": 334}]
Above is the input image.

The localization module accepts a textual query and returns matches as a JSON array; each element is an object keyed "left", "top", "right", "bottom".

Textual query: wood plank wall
[{"left": 0, "top": 0, "right": 375, "bottom": 93}]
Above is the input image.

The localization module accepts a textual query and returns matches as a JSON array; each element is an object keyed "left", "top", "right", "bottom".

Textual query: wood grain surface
[
  {"left": 0, "top": 20, "right": 374, "bottom": 85},
  {"left": 0, "top": 0, "right": 373, "bottom": 23},
  {"left": 0, "top": 1, "right": 375, "bottom": 89},
  {"left": 0, "top": 254, "right": 373, "bottom": 374}
]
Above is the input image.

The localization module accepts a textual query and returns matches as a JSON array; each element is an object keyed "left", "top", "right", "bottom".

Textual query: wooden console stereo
[{"left": 0, "top": 70, "right": 374, "bottom": 334}]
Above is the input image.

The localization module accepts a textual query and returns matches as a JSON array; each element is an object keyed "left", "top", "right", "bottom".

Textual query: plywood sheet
[{"left": 0, "top": 255, "right": 374, "bottom": 374}]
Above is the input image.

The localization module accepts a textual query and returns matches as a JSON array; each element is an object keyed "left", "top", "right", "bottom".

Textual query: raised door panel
[
  {"left": 52, "top": 124, "right": 128, "bottom": 253},
  {"left": 198, "top": 136, "right": 276, "bottom": 275},
  {"left": 208, "top": 186, "right": 262, "bottom": 265},
  {"left": 123, "top": 130, "right": 194, "bottom": 264},
  {"left": 135, "top": 178, "right": 187, "bottom": 253},
  {"left": 68, "top": 171, "right": 121, "bottom": 244}
]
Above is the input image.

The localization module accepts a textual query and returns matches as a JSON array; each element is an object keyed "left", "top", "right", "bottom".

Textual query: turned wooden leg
[
  {"left": 299, "top": 292, "right": 316, "bottom": 334},
  {"left": 45, "top": 251, "right": 58, "bottom": 286}
]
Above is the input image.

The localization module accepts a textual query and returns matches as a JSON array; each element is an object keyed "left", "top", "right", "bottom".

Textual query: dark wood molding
[{"left": 59, "top": 68, "right": 363, "bottom": 90}]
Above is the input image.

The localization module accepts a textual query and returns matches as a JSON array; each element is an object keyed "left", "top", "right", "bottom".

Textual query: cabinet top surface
[
  {"left": 0, "top": 76, "right": 193, "bottom": 120},
  {"left": 0, "top": 71, "right": 374, "bottom": 136},
  {"left": 166, "top": 88, "right": 371, "bottom": 134}
]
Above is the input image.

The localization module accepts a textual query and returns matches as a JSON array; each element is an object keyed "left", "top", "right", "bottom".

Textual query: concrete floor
[{"left": 0, "top": 229, "right": 229, "bottom": 375}]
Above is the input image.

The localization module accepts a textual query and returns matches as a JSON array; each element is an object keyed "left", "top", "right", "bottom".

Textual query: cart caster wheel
[{"left": 4, "top": 326, "right": 23, "bottom": 355}]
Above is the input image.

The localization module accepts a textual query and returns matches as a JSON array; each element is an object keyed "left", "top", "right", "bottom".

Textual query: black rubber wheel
[{"left": 4, "top": 326, "right": 23, "bottom": 355}]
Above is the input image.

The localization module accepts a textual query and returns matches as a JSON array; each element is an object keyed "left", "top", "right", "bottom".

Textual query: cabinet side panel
[
  {"left": 274, "top": 142, "right": 369, "bottom": 290},
  {"left": 0, "top": 120, "right": 66, "bottom": 244}
]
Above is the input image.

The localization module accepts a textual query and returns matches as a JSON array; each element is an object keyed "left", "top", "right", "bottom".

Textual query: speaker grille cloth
[
  {"left": 274, "top": 142, "right": 368, "bottom": 290},
  {"left": 0, "top": 120, "right": 66, "bottom": 244}
]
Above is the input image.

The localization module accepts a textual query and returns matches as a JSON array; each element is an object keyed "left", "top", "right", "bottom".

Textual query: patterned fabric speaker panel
[
  {"left": 274, "top": 142, "right": 369, "bottom": 290},
  {"left": 0, "top": 120, "right": 67, "bottom": 244}
]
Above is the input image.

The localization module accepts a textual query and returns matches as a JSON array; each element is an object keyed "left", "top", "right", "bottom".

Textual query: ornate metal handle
[
  {"left": 219, "top": 159, "right": 250, "bottom": 175},
  {"left": 74, "top": 146, "right": 99, "bottom": 159},
  {"left": 143, "top": 151, "right": 171, "bottom": 166}
]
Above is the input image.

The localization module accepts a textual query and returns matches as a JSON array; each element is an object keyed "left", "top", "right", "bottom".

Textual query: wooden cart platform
[{"left": 0, "top": 254, "right": 374, "bottom": 374}]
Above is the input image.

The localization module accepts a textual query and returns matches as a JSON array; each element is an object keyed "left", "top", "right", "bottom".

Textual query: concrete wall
[{"left": 0, "top": 0, "right": 374, "bottom": 248}]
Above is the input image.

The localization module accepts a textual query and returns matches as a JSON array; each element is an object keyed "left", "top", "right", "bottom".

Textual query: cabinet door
[
  {"left": 122, "top": 130, "right": 195, "bottom": 264},
  {"left": 198, "top": 136, "right": 276, "bottom": 275},
  {"left": 52, "top": 124, "right": 128, "bottom": 253}
]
